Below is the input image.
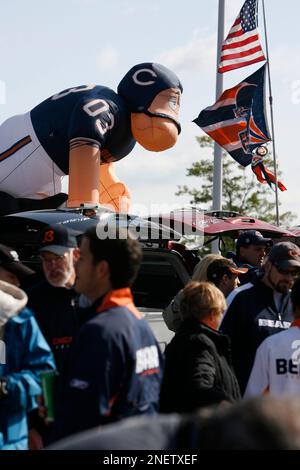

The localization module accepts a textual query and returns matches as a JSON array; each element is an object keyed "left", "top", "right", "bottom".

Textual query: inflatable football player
[{"left": 0, "top": 63, "right": 182, "bottom": 214}]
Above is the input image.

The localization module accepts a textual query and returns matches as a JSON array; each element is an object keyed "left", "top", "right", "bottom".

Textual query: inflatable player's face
[
  {"left": 131, "top": 87, "right": 181, "bottom": 151},
  {"left": 118, "top": 63, "right": 183, "bottom": 152}
]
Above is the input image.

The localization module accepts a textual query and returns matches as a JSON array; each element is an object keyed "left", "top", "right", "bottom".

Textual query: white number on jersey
[
  {"left": 291, "top": 340, "right": 300, "bottom": 365},
  {"left": 83, "top": 99, "right": 115, "bottom": 136},
  {"left": 51, "top": 84, "right": 96, "bottom": 101}
]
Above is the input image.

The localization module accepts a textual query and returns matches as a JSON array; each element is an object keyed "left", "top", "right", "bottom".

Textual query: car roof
[
  {"left": 2, "top": 208, "right": 182, "bottom": 243},
  {"left": 150, "top": 208, "right": 295, "bottom": 240}
]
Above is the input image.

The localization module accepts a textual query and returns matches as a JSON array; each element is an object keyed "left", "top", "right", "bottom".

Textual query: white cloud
[
  {"left": 71, "top": 0, "right": 98, "bottom": 4},
  {"left": 97, "top": 46, "right": 118, "bottom": 70},
  {"left": 225, "top": 0, "right": 243, "bottom": 23},
  {"left": 119, "top": 1, "right": 160, "bottom": 17},
  {"left": 270, "top": 45, "right": 300, "bottom": 79},
  {"left": 155, "top": 31, "right": 216, "bottom": 73}
]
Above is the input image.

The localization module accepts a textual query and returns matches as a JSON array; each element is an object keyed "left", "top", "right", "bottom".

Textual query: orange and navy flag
[
  {"left": 218, "top": 0, "right": 265, "bottom": 74},
  {"left": 194, "top": 65, "right": 270, "bottom": 167},
  {"left": 193, "top": 65, "right": 286, "bottom": 191}
]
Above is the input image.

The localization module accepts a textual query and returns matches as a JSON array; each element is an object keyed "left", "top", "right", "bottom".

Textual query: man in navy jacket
[
  {"left": 55, "top": 227, "right": 163, "bottom": 439},
  {"left": 221, "top": 242, "right": 300, "bottom": 394}
]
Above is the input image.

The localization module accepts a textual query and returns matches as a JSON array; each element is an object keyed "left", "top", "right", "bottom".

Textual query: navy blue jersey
[
  {"left": 30, "top": 85, "right": 135, "bottom": 174},
  {"left": 54, "top": 289, "right": 163, "bottom": 439}
]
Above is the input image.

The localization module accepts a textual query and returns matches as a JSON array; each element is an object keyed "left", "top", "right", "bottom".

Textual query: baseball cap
[
  {"left": 236, "top": 230, "right": 273, "bottom": 250},
  {"left": 0, "top": 244, "right": 35, "bottom": 278},
  {"left": 39, "top": 225, "right": 78, "bottom": 256},
  {"left": 207, "top": 258, "right": 248, "bottom": 284},
  {"left": 268, "top": 242, "right": 300, "bottom": 271}
]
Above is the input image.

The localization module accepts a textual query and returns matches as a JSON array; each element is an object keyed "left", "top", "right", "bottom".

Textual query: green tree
[{"left": 176, "top": 136, "right": 295, "bottom": 226}]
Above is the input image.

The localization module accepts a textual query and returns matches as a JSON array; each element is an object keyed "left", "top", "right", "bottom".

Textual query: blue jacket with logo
[
  {"left": 220, "top": 273, "right": 293, "bottom": 394},
  {"left": 0, "top": 282, "right": 55, "bottom": 450},
  {"left": 55, "top": 288, "right": 163, "bottom": 439}
]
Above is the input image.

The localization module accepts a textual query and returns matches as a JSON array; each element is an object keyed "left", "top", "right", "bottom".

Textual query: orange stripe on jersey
[
  {"left": 104, "top": 392, "right": 120, "bottom": 416},
  {"left": 262, "top": 385, "right": 270, "bottom": 395},
  {"left": 97, "top": 288, "right": 142, "bottom": 319},
  {"left": 0, "top": 135, "right": 32, "bottom": 162},
  {"left": 141, "top": 368, "right": 160, "bottom": 376},
  {"left": 52, "top": 336, "right": 73, "bottom": 346},
  {"left": 291, "top": 319, "right": 300, "bottom": 329}
]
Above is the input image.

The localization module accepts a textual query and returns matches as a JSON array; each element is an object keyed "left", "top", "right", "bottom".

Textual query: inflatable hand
[
  {"left": 99, "top": 182, "right": 131, "bottom": 213},
  {"left": 99, "top": 162, "right": 131, "bottom": 213}
]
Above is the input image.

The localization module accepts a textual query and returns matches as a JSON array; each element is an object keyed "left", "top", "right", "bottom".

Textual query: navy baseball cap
[
  {"left": 39, "top": 225, "right": 78, "bottom": 256},
  {"left": 268, "top": 242, "right": 300, "bottom": 270},
  {"left": 117, "top": 62, "right": 183, "bottom": 113},
  {"left": 207, "top": 258, "right": 248, "bottom": 284},
  {"left": 0, "top": 244, "right": 35, "bottom": 277},
  {"left": 236, "top": 230, "right": 273, "bottom": 250}
]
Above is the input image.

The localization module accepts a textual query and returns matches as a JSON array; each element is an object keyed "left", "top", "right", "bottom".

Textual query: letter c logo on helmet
[
  {"left": 132, "top": 69, "right": 157, "bottom": 86},
  {"left": 117, "top": 62, "right": 183, "bottom": 113}
]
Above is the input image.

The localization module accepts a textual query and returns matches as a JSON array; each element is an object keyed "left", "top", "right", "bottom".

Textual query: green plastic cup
[{"left": 41, "top": 370, "right": 58, "bottom": 422}]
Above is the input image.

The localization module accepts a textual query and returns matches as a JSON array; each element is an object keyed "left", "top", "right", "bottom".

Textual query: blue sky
[{"left": 0, "top": 0, "right": 299, "bottom": 224}]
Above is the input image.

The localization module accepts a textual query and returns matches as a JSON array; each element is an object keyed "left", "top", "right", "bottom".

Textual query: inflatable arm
[
  {"left": 67, "top": 145, "right": 100, "bottom": 208},
  {"left": 67, "top": 147, "right": 131, "bottom": 212}
]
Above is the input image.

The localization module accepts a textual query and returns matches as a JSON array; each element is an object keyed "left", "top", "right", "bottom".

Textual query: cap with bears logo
[{"left": 39, "top": 225, "right": 78, "bottom": 256}]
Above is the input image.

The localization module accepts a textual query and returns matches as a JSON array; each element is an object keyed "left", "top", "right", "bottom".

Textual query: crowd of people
[{"left": 1, "top": 226, "right": 300, "bottom": 450}]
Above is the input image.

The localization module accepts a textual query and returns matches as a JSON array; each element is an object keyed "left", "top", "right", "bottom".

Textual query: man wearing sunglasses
[
  {"left": 245, "top": 276, "right": 300, "bottom": 397},
  {"left": 220, "top": 242, "right": 300, "bottom": 394},
  {"left": 26, "top": 225, "right": 83, "bottom": 448},
  {"left": 27, "top": 224, "right": 81, "bottom": 373}
]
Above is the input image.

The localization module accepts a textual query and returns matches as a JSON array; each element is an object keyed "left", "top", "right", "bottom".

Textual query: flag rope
[{"left": 261, "top": 0, "right": 280, "bottom": 225}]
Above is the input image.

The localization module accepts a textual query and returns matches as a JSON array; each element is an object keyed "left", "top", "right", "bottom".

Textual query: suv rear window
[{"left": 132, "top": 249, "right": 191, "bottom": 309}]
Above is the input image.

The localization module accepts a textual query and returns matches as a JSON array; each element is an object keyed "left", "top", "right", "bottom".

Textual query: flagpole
[
  {"left": 261, "top": 0, "right": 280, "bottom": 226},
  {"left": 212, "top": 0, "right": 225, "bottom": 253}
]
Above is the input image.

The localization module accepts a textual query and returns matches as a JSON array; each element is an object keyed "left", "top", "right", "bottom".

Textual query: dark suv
[
  {"left": 0, "top": 208, "right": 198, "bottom": 348},
  {"left": 1, "top": 206, "right": 292, "bottom": 348}
]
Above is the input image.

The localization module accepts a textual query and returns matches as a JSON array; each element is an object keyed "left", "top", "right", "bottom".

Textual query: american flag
[{"left": 218, "top": 0, "right": 266, "bottom": 74}]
